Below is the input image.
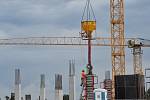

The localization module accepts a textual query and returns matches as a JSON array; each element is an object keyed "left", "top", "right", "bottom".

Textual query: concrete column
[
  {"left": 55, "top": 74, "right": 63, "bottom": 100},
  {"left": 15, "top": 69, "right": 21, "bottom": 100},
  {"left": 55, "top": 90, "right": 63, "bottom": 100},
  {"left": 69, "top": 60, "right": 76, "bottom": 100},
  {"left": 40, "top": 74, "right": 45, "bottom": 100}
]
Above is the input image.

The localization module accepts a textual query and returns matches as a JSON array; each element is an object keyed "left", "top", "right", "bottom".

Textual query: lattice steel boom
[{"left": 0, "top": 37, "right": 139, "bottom": 46}]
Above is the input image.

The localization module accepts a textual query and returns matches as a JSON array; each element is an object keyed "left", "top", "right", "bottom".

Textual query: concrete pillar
[
  {"left": 55, "top": 90, "right": 63, "bottom": 100},
  {"left": 15, "top": 69, "right": 21, "bottom": 100},
  {"left": 55, "top": 74, "right": 63, "bottom": 100},
  {"left": 69, "top": 60, "right": 76, "bottom": 100},
  {"left": 40, "top": 74, "right": 45, "bottom": 100}
]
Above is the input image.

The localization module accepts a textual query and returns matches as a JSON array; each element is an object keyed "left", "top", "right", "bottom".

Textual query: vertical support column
[
  {"left": 15, "top": 69, "right": 21, "bottom": 100},
  {"left": 133, "top": 47, "right": 143, "bottom": 75},
  {"left": 104, "top": 71, "right": 112, "bottom": 100},
  {"left": 110, "top": 0, "right": 125, "bottom": 99},
  {"left": 40, "top": 74, "right": 45, "bottom": 100},
  {"left": 69, "top": 60, "right": 76, "bottom": 100},
  {"left": 55, "top": 74, "right": 63, "bottom": 100}
]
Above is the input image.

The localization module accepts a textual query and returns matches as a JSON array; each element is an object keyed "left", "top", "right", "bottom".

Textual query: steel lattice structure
[
  {"left": 0, "top": 37, "right": 138, "bottom": 46},
  {"left": 110, "top": 0, "right": 125, "bottom": 99}
]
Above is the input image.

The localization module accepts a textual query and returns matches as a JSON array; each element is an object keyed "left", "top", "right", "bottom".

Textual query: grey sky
[{"left": 0, "top": 0, "right": 150, "bottom": 100}]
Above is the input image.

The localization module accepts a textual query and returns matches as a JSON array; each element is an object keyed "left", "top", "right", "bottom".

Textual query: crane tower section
[
  {"left": 110, "top": 0, "right": 125, "bottom": 99},
  {"left": 133, "top": 46, "right": 143, "bottom": 75},
  {"left": 128, "top": 39, "right": 143, "bottom": 75}
]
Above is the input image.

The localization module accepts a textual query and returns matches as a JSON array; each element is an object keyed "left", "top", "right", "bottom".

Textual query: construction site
[{"left": 0, "top": 0, "right": 150, "bottom": 100}]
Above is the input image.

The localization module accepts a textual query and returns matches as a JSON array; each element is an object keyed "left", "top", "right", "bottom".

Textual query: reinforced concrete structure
[
  {"left": 40, "top": 74, "right": 45, "bottom": 100},
  {"left": 15, "top": 69, "right": 21, "bottom": 100},
  {"left": 55, "top": 74, "right": 63, "bottom": 100},
  {"left": 104, "top": 71, "right": 112, "bottom": 100},
  {"left": 69, "top": 60, "right": 76, "bottom": 100}
]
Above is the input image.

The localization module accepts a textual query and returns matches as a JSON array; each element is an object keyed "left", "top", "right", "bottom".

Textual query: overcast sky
[{"left": 0, "top": 0, "right": 150, "bottom": 100}]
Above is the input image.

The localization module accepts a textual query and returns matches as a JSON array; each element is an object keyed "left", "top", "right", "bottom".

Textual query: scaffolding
[{"left": 145, "top": 68, "right": 150, "bottom": 91}]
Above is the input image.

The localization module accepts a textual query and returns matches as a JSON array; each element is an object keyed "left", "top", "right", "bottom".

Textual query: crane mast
[
  {"left": 110, "top": 0, "right": 125, "bottom": 99},
  {"left": 128, "top": 39, "right": 144, "bottom": 75},
  {"left": 133, "top": 46, "right": 143, "bottom": 75}
]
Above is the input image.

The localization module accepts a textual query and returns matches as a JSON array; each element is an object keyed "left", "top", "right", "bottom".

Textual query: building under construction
[
  {"left": 0, "top": 0, "right": 150, "bottom": 100},
  {"left": 103, "top": 71, "right": 112, "bottom": 100},
  {"left": 115, "top": 74, "right": 145, "bottom": 99}
]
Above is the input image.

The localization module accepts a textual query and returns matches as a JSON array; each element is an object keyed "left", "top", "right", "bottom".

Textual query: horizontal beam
[{"left": 0, "top": 37, "right": 149, "bottom": 47}]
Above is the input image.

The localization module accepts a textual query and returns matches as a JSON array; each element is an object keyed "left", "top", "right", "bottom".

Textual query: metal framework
[
  {"left": 128, "top": 38, "right": 150, "bottom": 75},
  {"left": 0, "top": 37, "right": 139, "bottom": 46},
  {"left": 132, "top": 46, "right": 143, "bottom": 75},
  {"left": 110, "top": 0, "right": 125, "bottom": 99},
  {"left": 145, "top": 68, "right": 150, "bottom": 92}
]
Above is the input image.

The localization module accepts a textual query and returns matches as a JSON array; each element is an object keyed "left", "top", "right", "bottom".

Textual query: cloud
[
  {"left": 125, "top": 0, "right": 150, "bottom": 38},
  {"left": 0, "top": 0, "right": 84, "bottom": 38},
  {"left": 0, "top": 0, "right": 108, "bottom": 37}
]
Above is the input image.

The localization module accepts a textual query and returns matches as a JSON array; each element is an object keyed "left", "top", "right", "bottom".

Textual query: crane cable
[
  {"left": 81, "top": 0, "right": 96, "bottom": 21},
  {"left": 81, "top": 0, "right": 97, "bottom": 40}
]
